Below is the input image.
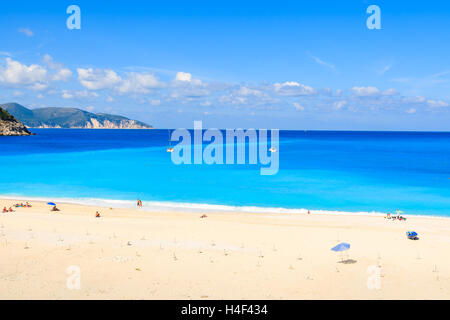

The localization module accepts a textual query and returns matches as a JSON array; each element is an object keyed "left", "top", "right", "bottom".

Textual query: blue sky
[{"left": 1, "top": 0, "right": 450, "bottom": 130}]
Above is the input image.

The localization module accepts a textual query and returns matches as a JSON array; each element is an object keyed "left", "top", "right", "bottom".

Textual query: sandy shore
[{"left": 0, "top": 198, "right": 449, "bottom": 300}]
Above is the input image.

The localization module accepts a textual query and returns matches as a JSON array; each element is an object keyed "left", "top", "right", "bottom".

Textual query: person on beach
[
  {"left": 2, "top": 207, "right": 7, "bottom": 213},
  {"left": 8, "top": 207, "right": 13, "bottom": 212},
  {"left": 137, "top": 199, "right": 142, "bottom": 207},
  {"left": 95, "top": 211, "right": 101, "bottom": 218},
  {"left": 51, "top": 205, "right": 60, "bottom": 212}
]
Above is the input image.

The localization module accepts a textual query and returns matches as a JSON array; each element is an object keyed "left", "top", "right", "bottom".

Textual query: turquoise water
[{"left": 1, "top": 129, "right": 449, "bottom": 216}]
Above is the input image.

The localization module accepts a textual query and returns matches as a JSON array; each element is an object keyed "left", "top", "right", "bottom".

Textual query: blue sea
[{"left": 1, "top": 129, "right": 449, "bottom": 217}]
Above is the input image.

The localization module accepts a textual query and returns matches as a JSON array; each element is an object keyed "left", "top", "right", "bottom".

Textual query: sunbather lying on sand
[
  {"left": 51, "top": 206, "right": 60, "bottom": 212},
  {"left": 14, "top": 202, "right": 32, "bottom": 208}
]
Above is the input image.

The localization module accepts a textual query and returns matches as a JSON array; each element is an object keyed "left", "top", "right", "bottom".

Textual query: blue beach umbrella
[
  {"left": 331, "top": 242, "right": 351, "bottom": 262},
  {"left": 331, "top": 242, "right": 350, "bottom": 252},
  {"left": 47, "top": 202, "right": 56, "bottom": 206},
  {"left": 406, "top": 231, "right": 418, "bottom": 240}
]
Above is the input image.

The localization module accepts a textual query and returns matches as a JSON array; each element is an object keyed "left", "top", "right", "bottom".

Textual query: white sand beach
[{"left": 0, "top": 198, "right": 449, "bottom": 300}]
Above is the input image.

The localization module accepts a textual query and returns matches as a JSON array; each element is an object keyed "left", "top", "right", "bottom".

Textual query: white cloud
[
  {"left": 427, "top": 99, "right": 449, "bottom": 108},
  {"left": 293, "top": 102, "right": 305, "bottom": 111},
  {"left": 52, "top": 68, "right": 72, "bottom": 81},
  {"left": 277, "top": 81, "right": 299, "bottom": 87},
  {"left": 238, "top": 86, "right": 263, "bottom": 97},
  {"left": 174, "top": 71, "right": 202, "bottom": 86},
  {"left": 219, "top": 94, "right": 247, "bottom": 105},
  {"left": 351, "top": 86, "right": 380, "bottom": 97},
  {"left": 382, "top": 88, "right": 398, "bottom": 96},
  {"left": 274, "top": 81, "right": 316, "bottom": 96},
  {"left": 4, "top": 56, "right": 450, "bottom": 119},
  {"left": 28, "top": 83, "right": 49, "bottom": 91},
  {"left": 62, "top": 91, "right": 73, "bottom": 99},
  {"left": 169, "top": 75, "right": 211, "bottom": 99},
  {"left": 118, "top": 72, "right": 160, "bottom": 94},
  {"left": 77, "top": 68, "right": 122, "bottom": 90},
  {"left": 62, "top": 89, "right": 99, "bottom": 99},
  {"left": 77, "top": 90, "right": 99, "bottom": 98},
  {"left": 18, "top": 28, "right": 34, "bottom": 37},
  {"left": 333, "top": 100, "right": 347, "bottom": 110},
  {"left": 0, "top": 58, "right": 47, "bottom": 86},
  {"left": 43, "top": 54, "right": 62, "bottom": 69},
  {"left": 403, "top": 96, "right": 426, "bottom": 103},
  {"left": 308, "top": 53, "right": 336, "bottom": 71},
  {"left": 175, "top": 72, "right": 192, "bottom": 82},
  {"left": 77, "top": 68, "right": 160, "bottom": 94},
  {"left": 42, "top": 54, "right": 73, "bottom": 82}
]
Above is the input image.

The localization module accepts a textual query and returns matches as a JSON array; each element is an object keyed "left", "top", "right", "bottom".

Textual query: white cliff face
[
  {"left": 83, "top": 118, "right": 152, "bottom": 129},
  {"left": 34, "top": 124, "right": 62, "bottom": 129},
  {"left": 33, "top": 118, "right": 153, "bottom": 129}
]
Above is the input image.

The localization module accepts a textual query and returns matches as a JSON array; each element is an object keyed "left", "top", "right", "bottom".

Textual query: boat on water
[{"left": 167, "top": 128, "right": 174, "bottom": 152}]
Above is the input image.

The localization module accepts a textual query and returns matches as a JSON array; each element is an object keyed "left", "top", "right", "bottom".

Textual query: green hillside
[{"left": 0, "top": 103, "right": 152, "bottom": 129}]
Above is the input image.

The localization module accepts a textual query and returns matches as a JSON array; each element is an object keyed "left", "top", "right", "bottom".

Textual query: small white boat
[
  {"left": 269, "top": 147, "right": 277, "bottom": 153},
  {"left": 167, "top": 128, "right": 174, "bottom": 153}
]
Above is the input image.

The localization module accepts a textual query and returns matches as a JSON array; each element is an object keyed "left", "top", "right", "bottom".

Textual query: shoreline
[{"left": 0, "top": 194, "right": 448, "bottom": 221}]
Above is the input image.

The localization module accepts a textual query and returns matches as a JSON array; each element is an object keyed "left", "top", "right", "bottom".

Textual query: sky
[{"left": 1, "top": 0, "right": 450, "bottom": 130}]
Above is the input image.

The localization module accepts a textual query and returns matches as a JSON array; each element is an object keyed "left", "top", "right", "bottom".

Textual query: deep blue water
[{"left": 1, "top": 129, "right": 449, "bottom": 216}]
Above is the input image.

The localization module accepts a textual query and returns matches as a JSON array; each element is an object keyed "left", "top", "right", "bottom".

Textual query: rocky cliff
[{"left": 0, "top": 108, "right": 33, "bottom": 136}]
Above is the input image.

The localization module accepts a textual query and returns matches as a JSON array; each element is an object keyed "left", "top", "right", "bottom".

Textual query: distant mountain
[
  {"left": 0, "top": 103, "right": 153, "bottom": 129},
  {"left": 0, "top": 107, "right": 33, "bottom": 136}
]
